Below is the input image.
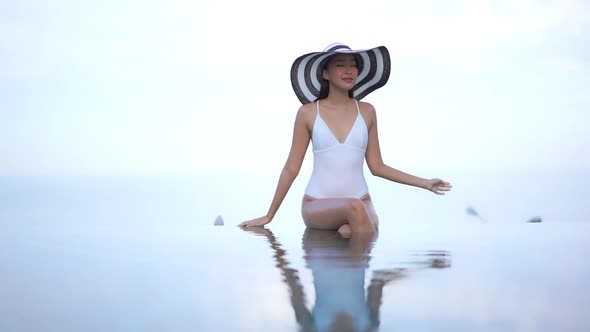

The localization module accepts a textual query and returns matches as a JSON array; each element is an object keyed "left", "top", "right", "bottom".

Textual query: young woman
[{"left": 239, "top": 43, "right": 451, "bottom": 236}]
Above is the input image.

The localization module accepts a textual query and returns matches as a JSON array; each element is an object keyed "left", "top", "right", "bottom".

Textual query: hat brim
[{"left": 290, "top": 46, "right": 390, "bottom": 104}]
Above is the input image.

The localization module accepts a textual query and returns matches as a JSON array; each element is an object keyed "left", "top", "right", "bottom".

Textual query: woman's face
[{"left": 322, "top": 54, "right": 359, "bottom": 91}]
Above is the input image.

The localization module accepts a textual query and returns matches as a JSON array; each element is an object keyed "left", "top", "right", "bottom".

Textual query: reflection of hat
[{"left": 290, "top": 43, "right": 391, "bottom": 104}]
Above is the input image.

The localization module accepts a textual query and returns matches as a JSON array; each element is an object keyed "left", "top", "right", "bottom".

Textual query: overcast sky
[{"left": 1, "top": 0, "right": 588, "bottom": 175}]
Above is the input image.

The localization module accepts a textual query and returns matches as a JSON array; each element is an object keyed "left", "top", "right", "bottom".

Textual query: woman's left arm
[{"left": 363, "top": 103, "right": 452, "bottom": 195}]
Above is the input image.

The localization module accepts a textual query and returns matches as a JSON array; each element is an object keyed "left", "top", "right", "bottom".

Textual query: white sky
[{"left": 1, "top": 0, "right": 588, "bottom": 175}]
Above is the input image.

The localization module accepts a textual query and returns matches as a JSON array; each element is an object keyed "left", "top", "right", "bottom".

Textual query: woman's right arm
[{"left": 238, "top": 106, "right": 312, "bottom": 227}]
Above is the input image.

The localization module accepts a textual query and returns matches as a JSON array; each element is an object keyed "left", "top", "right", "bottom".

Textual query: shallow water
[{"left": 1, "top": 174, "right": 589, "bottom": 331}]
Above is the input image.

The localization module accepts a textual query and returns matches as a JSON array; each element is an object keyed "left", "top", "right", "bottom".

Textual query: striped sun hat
[{"left": 290, "top": 43, "right": 391, "bottom": 104}]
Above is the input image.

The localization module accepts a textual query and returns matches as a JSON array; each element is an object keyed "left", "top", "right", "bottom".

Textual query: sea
[{"left": 1, "top": 171, "right": 589, "bottom": 331}]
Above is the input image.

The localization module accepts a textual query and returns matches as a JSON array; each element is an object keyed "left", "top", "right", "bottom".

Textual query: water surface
[{"left": 1, "top": 174, "right": 589, "bottom": 331}]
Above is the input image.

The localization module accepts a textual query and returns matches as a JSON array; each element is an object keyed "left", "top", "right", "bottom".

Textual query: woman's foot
[{"left": 337, "top": 224, "right": 352, "bottom": 238}]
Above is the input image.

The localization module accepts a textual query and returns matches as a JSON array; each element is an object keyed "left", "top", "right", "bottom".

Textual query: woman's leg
[{"left": 302, "top": 195, "right": 379, "bottom": 236}]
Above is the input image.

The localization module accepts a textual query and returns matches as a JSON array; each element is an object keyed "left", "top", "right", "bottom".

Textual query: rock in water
[
  {"left": 527, "top": 216, "right": 542, "bottom": 223},
  {"left": 214, "top": 215, "right": 224, "bottom": 226},
  {"left": 466, "top": 205, "right": 487, "bottom": 222}
]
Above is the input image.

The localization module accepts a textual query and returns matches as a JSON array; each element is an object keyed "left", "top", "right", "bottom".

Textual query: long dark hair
[{"left": 314, "top": 54, "right": 361, "bottom": 101}]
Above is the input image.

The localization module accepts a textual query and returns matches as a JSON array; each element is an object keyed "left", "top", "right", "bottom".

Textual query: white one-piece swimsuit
[{"left": 304, "top": 100, "right": 369, "bottom": 199}]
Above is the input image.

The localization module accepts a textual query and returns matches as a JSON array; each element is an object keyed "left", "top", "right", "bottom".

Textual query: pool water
[{"left": 1, "top": 174, "right": 589, "bottom": 331}]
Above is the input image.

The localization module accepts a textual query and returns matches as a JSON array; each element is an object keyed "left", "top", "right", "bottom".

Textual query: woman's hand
[
  {"left": 238, "top": 215, "right": 271, "bottom": 228},
  {"left": 425, "top": 178, "right": 452, "bottom": 195}
]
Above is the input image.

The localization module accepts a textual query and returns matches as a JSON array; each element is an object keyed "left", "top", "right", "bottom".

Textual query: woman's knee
[
  {"left": 345, "top": 199, "right": 376, "bottom": 232},
  {"left": 346, "top": 199, "right": 368, "bottom": 219}
]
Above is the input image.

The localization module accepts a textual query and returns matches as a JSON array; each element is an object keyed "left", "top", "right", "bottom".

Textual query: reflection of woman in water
[
  {"left": 239, "top": 43, "right": 451, "bottom": 236},
  {"left": 242, "top": 227, "right": 450, "bottom": 332}
]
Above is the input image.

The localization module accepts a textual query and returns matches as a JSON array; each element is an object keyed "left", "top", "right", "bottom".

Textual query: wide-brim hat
[{"left": 290, "top": 43, "right": 391, "bottom": 104}]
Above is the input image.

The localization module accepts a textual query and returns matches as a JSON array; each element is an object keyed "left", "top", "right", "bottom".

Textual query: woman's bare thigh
[{"left": 301, "top": 194, "right": 379, "bottom": 230}]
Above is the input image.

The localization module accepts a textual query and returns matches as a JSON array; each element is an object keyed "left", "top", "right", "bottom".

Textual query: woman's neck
[{"left": 325, "top": 90, "right": 354, "bottom": 107}]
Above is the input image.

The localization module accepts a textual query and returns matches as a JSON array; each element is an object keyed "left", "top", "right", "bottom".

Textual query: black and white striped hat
[{"left": 290, "top": 43, "right": 391, "bottom": 104}]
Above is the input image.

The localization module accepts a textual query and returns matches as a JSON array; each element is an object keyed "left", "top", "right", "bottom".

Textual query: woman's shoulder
[
  {"left": 357, "top": 101, "right": 377, "bottom": 119},
  {"left": 292, "top": 102, "right": 317, "bottom": 128},
  {"left": 296, "top": 102, "right": 317, "bottom": 118},
  {"left": 298, "top": 102, "right": 316, "bottom": 112},
  {"left": 357, "top": 101, "right": 378, "bottom": 128}
]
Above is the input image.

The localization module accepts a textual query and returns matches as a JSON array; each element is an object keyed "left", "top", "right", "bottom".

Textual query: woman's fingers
[
  {"left": 431, "top": 180, "right": 452, "bottom": 195},
  {"left": 238, "top": 216, "right": 267, "bottom": 227}
]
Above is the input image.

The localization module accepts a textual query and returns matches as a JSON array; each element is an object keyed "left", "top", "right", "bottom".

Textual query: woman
[{"left": 239, "top": 43, "right": 451, "bottom": 236}]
